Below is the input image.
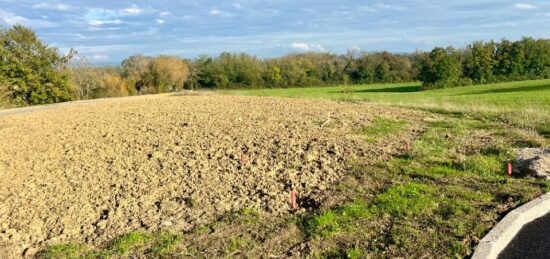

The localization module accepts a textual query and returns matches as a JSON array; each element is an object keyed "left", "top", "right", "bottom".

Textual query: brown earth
[{"left": 0, "top": 94, "right": 428, "bottom": 257}]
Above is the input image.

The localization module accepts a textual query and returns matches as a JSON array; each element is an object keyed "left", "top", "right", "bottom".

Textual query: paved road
[{"left": 499, "top": 212, "right": 550, "bottom": 259}]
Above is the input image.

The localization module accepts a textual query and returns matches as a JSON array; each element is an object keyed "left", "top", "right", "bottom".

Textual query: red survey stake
[{"left": 290, "top": 191, "right": 298, "bottom": 209}]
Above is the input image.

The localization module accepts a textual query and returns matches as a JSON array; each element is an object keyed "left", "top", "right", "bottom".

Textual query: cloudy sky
[{"left": 1, "top": 0, "right": 549, "bottom": 63}]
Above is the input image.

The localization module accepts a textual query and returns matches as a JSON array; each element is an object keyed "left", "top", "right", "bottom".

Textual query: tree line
[
  {"left": 1, "top": 25, "right": 549, "bottom": 107},
  {"left": 419, "top": 38, "right": 550, "bottom": 89}
]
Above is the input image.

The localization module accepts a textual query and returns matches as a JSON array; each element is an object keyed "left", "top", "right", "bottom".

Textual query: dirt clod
[{"left": 514, "top": 148, "right": 550, "bottom": 179}]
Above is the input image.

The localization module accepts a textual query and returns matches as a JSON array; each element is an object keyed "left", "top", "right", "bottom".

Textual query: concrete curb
[{"left": 472, "top": 192, "right": 550, "bottom": 259}]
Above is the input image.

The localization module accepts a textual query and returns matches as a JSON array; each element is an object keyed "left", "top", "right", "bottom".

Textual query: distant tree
[
  {"left": 0, "top": 25, "right": 75, "bottom": 105},
  {"left": 263, "top": 63, "right": 282, "bottom": 87},
  {"left": 121, "top": 55, "right": 152, "bottom": 94},
  {"left": 464, "top": 41, "right": 496, "bottom": 84},
  {"left": 101, "top": 75, "right": 130, "bottom": 97},
  {"left": 375, "top": 61, "right": 391, "bottom": 82},
  {"left": 418, "top": 47, "right": 462, "bottom": 89},
  {"left": 148, "top": 55, "right": 189, "bottom": 93},
  {"left": 350, "top": 54, "right": 375, "bottom": 83},
  {"left": 67, "top": 57, "right": 108, "bottom": 99},
  {"left": 521, "top": 37, "right": 550, "bottom": 78}
]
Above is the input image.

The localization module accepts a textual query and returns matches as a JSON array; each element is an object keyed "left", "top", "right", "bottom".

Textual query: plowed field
[{"left": 0, "top": 94, "right": 427, "bottom": 256}]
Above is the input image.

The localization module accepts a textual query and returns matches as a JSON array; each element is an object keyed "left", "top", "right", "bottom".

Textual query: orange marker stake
[
  {"left": 290, "top": 191, "right": 298, "bottom": 210},
  {"left": 240, "top": 153, "right": 247, "bottom": 165},
  {"left": 507, "top": 161, "right": 512, "bottom": 177}
]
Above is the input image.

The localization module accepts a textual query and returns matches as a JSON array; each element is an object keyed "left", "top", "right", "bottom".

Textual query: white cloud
[
  {"left": 85, "top": 6, "right": 149, "bottom": 27},
  {"left": 359, "top": 3, "right": 407, "bottom": 12},
  {"left": 159, "top": 11, "right": 171, "bottom": 17},
  {"left": 155, "top": 19, "right": 165, "bottom": 24},
  {"left": 85, "top": 6, "right": 147, "bottom": 20},
  {"left": 349, "top": 44, "right": 361, "bottom": 53},
  {"left": 209, "top": 9, "right": 232, "bottom": 17},
  {"left": 31, "top": 3, "right": 72, "bottom": 11},
  {"left": 88, "top": 19, "right": 123, "bottom": 26},
  {"left": 290, "top": 42, "right": 326, "bottom": 51},
  {"left": 513, "top": 3, "right": 537, "bottom": 10},
  {"left": 0, "top": 10, "right": 28, "bottom": 25},
  {"left": 0, "top": 10, "right": 56, "bottom": 28},
  {"left": 231, "top": 3, "right": 242, "bottom": 9},
  {"left": 375, "top": 3, "right": 407, "bottom": 11},
  {"left": 90, "top": 54, "right": 109, "bottom": 62},
  {"left": 122, "top": 6, "right": 142, "bottom": 15}
]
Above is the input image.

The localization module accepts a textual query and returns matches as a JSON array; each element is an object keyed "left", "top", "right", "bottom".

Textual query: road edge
[{"left": 472, "top": 192, "right": 550, "bottom": 259}]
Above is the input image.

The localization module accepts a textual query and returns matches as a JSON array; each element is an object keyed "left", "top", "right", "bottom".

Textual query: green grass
[
  {"left": 300, "top": 116, "right": 548, "bottom": 257},
  {"left": 361, "top": 118, "right": 407, "bottom": 142},
  {"left": 37, "top": 244, "right": 90, "bottom": 259},
  {"left": 223, "top": 79, "right": 550, "bottom": 137},
  {"left": 39, "top": 231, "right": 182, "bottom": 258}
]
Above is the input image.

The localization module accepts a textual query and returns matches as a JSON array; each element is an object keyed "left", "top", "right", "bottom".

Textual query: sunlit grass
[{"left": 223, "top": 79, "right": 550, "bottom": 137}]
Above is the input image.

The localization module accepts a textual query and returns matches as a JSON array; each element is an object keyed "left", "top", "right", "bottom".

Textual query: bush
[{"left": 102, "top": 75, "right": 131, "bottom": 97}]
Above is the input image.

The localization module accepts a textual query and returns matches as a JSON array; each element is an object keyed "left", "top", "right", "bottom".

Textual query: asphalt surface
[{"left": 499, "top": 212, "right": 550, "bottom": 259}]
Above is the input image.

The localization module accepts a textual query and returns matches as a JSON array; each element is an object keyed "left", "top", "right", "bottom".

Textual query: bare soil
[{"left": 0, "top": 94, "right": 427, "bottom": 257}]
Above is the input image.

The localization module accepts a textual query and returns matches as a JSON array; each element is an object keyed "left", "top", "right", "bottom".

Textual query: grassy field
[{"left": 223, "top": 79, "right": 550, "bottom": 138}]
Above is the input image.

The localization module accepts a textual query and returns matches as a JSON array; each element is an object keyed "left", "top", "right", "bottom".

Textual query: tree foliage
[
  {"left": 418, "top": 47, "right": 463, "bottom": 89},
  {"left": 121, "top": 55, "right": 189, "bottom": 93},
  {"left": 420, "top": 38, "right": 550, "bottom": 88},
  {"left": 148, "top": 55, "right": 189, "bottom": 93},
  {"left": 0, "top": 25, "right": 74, "bottom": 105}
]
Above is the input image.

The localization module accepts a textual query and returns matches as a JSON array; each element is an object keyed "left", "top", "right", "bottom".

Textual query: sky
[{"left": 1, "top": 0, "right": 549, "bottom": 64}]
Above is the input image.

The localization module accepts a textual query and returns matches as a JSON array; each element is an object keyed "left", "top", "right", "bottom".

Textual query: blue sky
[{"left": 1, "top": 0, "right": 549, "bottom": 63}]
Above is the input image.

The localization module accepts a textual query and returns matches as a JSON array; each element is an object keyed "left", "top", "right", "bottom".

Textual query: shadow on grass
[
  {"left": 327, "top": 85, "right": 421, "bottom": 94},
  {"left": 352, "top": 85, "right": 422, "bottom": 93},
  {"left": 460, "top": 84, "right": 550, "bottom": 95}
]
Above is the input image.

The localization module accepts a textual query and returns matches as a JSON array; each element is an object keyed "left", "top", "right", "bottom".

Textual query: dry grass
[{"left": 386, "top": 101, "right": 549, "bottom": 137}]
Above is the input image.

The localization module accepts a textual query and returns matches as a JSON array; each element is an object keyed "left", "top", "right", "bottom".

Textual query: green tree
[
  {"left": 464, "top": 41, "right": 496, "bottom": 84},
  {"left": 375, "top": 61, "right": 390, "bottom": 82},
  {"left": 418, "top": 47, "right": 462, "bottom": 89},
  {"left": 263, "top": 63, "right": 282, "bottom": 87},
  {"left": 0, "top": 25, "right": 74, "bottom": 105}
]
